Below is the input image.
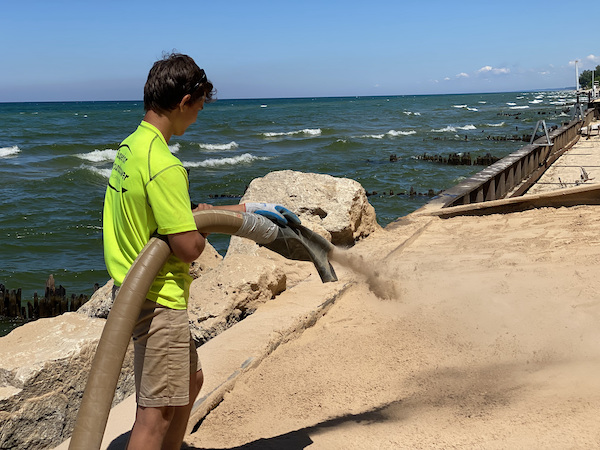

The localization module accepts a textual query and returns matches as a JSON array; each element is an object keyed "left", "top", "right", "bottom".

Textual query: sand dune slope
[{"left": 186, "top": 205, "right": 600, "bottom": 449}]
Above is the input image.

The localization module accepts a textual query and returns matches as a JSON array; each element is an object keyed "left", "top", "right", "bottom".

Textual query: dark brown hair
[{"left": 143, "top": 53, "right": 216, "bottom": 113}]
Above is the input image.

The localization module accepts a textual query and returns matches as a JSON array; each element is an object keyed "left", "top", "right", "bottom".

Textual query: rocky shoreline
[{"left": 0, "top": 170, "right": 380, "bottom": 449}]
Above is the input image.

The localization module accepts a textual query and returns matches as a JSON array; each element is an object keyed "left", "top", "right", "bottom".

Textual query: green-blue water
[{"left": 0, "top": 91, "right": 577, "bottom": 334}]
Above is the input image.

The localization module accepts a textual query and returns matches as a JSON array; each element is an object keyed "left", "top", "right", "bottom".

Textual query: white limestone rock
[
  {"left": 228, "top": 170, "right": 380, "bottom": 258},
  {"left": 187, "top": 254, "right": 286, "bottom": 344},
  {"left": 0, "top": 313, "right": 134, "bottom": 449}
]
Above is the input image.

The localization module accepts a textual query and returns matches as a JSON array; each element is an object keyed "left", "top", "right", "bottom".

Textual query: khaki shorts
[{"left": 113, "top": 286, "right": 199, "bottom": 408}]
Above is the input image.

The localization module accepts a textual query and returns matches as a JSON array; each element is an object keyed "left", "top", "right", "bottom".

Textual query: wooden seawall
[{"left": 416, "top": 99, "right": 600, "bottom": 216}]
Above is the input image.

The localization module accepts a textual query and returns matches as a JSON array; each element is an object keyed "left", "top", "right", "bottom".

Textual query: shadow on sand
[{"left": 106, "top": 403, "right": 395, "bottom": 450}]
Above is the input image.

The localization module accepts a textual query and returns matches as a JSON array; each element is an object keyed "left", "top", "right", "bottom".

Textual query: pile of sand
[{"left": 186, "top": 205, "right": 600, "bottom": 448}]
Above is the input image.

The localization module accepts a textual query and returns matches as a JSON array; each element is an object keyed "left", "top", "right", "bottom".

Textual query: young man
[{"left": 103, "top": 53, "right": 297, "bottom": 450}]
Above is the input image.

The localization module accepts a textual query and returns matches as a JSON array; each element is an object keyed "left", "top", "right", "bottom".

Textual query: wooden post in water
[
  {"left": 0, "top": 274, "right": 93, "bottom": 321},
  {"left": 0, "top": 284, "right": 5, "bottom": 316}
]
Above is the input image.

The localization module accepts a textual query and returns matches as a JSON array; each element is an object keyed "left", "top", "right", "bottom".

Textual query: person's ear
[{"left": 179, "top": 94, "right": 192, "bottom": 111}]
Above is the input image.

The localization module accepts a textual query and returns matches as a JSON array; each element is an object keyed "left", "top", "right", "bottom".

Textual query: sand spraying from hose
[{"left": 329, "top": 247, "right": 398, "bottom": 300}]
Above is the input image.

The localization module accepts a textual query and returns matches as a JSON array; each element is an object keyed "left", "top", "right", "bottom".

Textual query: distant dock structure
[{"left": 416, "top": 93, "right": 600, "bottom": 217}]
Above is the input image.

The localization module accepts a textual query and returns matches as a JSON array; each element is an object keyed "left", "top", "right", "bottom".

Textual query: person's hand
[
  {"left": 245, "top": 202, "right": 301, "bottom": 226},
  {"left": 192, "top": 203, "right": 214, "bottom": 212}
]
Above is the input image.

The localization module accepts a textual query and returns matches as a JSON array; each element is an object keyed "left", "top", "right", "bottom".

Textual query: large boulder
[
  {"left": 187, "top": 254, "right": 287, "bottom": 344},
  {"left": 227, "top": 170, "right": 380, "bottom": 257},
  {"left": 187, "top": 170, "right": 380, "bottom": 341},
  {"left": 0, "top": 313, "right": 134, "bottom": 450}
]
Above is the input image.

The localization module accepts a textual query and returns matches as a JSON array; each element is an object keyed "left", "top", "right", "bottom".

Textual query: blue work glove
[{"left": 245, "top": 202, "right": 301, "bottom": 226}]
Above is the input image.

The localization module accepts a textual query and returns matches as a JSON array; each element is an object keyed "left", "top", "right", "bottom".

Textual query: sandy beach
[{"left": 184, "top": 123, "right": 600, "bottom": 449}]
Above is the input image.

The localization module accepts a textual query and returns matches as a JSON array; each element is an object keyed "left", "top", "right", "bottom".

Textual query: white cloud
[
  {"left": 587, "top": 54, "right": 599, "bottom": 63},
  {"left": 456, "top": 72, "right": 469, "bottom": 78},
  {"left": 493, "top": 67, "right": 510, "bottom": 74},
  {"left": 444, "top": 77, "right": 451, "bottom": 81},
  {"left": 477, "top": 65, "right": 510, "bottom": 75}
]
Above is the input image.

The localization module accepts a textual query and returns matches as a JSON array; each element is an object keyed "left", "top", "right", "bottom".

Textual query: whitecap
[
  {"left": 359, "top": 134, "right": 385, "bottom": 139},
  {"left": 452, "top": 104, "right": 467, "bottom": 108},
  {"left": 262, "top": 128, "right": 321, "bottom": 137},
  {"left": 0, "top": 145, "right": 20, "bottom": 158},
  {"left": 432, "top": 126, "right": 456, "bottom": 133},
  {"left": 88, "top": 167, "right": 112, "bottom": 178},
  {"left": 184, "top": 153, "right": 269, "bottom": 168},
  {"left": 478, "top": 101, "right": 487, "bottom": 104},
  {"left": 169, "top": 142, "right": 181, "bottom": 153},
  {"left": 506, "top": 102, "right": 517, "bottom": 106},
  {"left": 467, "top": 107, "right": 478, "bottom": 111},
  {"left": 509, "top": 105, "right": 529, "bottom": 110},
  {"left": 457, "top": 124, "right": 477, "bottom": 131},
  {"left": 486, "top": 122, "right": 505, "bottom": 127},
  {"left": 260, "top": 104, "right": 268, "bottom": 108},
  {"left": 529, "top": 99, "right": 543, "bottom": 104},
  {"left": 76, "top": 149, "right": 117, "bottom": 162},
  {"left": 387, "top": 130, "right": 417, "bottom": 136},
  {"left": 198, "top": 141, "right": 239, "bottom": 151}
]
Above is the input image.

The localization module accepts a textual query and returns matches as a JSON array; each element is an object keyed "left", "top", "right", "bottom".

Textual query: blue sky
[{"left": 2, "top": 0, "right": 598, "bottom": 102}]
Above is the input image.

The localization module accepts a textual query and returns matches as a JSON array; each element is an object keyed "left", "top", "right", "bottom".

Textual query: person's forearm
[
  {"left": 168, "top": 231, "right": 206, "bottom": 263},
  {"left": 211, "top": 204, "right": 247, "bottom": 212}
]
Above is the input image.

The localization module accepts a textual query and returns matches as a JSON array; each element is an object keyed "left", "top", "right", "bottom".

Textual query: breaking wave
[
  {"left": 360, "top": 130, "right": 416, "bottom": 139},
  {"left": 183, "top": 153, "right": 269, "bottom": 168},
  {"left": 0, "top": 146, "right": 20, "bottom": 158},
  {"left": 432, "top": 124, "right": 476, "bottom": 132},
  {"left": 75, "top": 149, "right": 117, "bottom": 163},
  {"left": 262, "top": 128, "right": 322, "bottom": 137},
  {"left": 198, "top": 141, "right": 239, "bottom": 151},
  {"left": 86, "top": 166, "right": 112, "bottom": 178}
]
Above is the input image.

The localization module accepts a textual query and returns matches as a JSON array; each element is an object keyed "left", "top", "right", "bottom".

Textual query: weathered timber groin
[
  {"left": 0, "top": 275, "right": 95, "bottom": 321},
  {"left": 413, "top": 152, "right": 501, "bottom": 166}
]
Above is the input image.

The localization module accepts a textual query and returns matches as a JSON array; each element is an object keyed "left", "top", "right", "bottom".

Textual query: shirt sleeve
[{"left": 146, "top": 165, "right": 197, "bottom": 235}]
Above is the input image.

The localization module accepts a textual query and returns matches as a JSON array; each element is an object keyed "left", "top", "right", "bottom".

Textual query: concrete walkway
[{"left": 527, "top": 119, "right": 600, "bottom": 195}]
